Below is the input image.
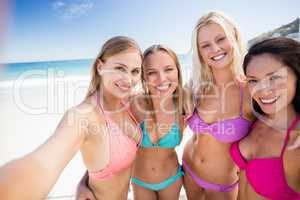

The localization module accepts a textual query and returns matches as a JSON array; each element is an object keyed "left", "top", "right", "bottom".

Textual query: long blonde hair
[
  {"left": 85, "top": 36, "right": 142, "bottom": 98},
  {"left": 142, "top": 44, "right": 184, "bottom": 122},
  {"left": 190, "top": 11, "right": 246, "bottom": 98}
]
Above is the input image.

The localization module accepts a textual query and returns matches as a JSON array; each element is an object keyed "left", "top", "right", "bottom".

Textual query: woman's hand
[
  {"left": 75, "top": 171, "right": 96, "bottom": 200},
  {"left": 76, "top": 183, "right": 96, "bottom": 200},
  {"left": 288, "top": 133, "right": 300, "bottom": 150}
]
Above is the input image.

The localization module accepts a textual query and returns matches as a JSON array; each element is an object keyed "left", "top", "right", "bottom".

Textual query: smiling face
[
  {"left": 98, "top": 50, "right": 142, "bottom": 99},
  {"left": 197, "top": 23, "right": 234, "bottom": 70},
  {"left": 246, "top": 53, "right": 297, "bottom": 115},
  {"left": 143, "top": 50, "right": 179, "bottom": 98}
]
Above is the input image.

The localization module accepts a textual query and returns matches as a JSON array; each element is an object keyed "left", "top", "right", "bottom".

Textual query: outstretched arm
[{"left": 0, "top": 107, "right": 87, "bottom": 200}]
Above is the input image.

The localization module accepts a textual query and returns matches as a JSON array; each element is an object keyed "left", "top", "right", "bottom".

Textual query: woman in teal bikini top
[
  {"left": 139, "top": 112, "right": 181, "bottom": 148},
  {"left": 131, "top": 44, "right": 185, "bottom": 200},
  {"left": 131, "top": 104, "right": 184, "bottom": 191}
]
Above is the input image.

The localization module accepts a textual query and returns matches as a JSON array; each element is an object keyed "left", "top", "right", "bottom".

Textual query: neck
[
  {"left": 99, "top": 87, "right": 122, "bottom": 111},
  {"left": 211, "top": 66, "right": 235, "bottom": 86},
  {"left": 151, "top": 95, "right": 174, "bottom": 113},
  {"left": 264, "top": 104, "right": 297, "bottom": 132}
]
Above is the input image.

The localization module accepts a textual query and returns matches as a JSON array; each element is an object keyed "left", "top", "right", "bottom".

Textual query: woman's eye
[
  {"left": 132, "top": 69, "right": 141, "bottom": 75},
  {"left": 165, "top": 68, "right": 174, "bottom": 72},
  {"left": 147, "top": 71, "right": 156, "bottom": 76},
  {"left": 115, "top": 66, "right": 126, "bottom": 72},
  {"left": 248, "top": 79, "right": 257, "bottom": 84},
  {"left": 201, "top": 44, "right": 209, "bottom": 49},
  {"left": 270, "top": 75, "right": 282, "bottom": 81},
  {"left": 217, "top": 37, "right": 226, "bottom": 42}
]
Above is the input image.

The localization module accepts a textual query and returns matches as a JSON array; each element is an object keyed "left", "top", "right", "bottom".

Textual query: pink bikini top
[
  {"left": 230, "top": 115, "right": 300, "bottom": 200},
  {"left": 89, "top": 95, "right": 142, "bottom": 181},
  {"left": 187, "top": 86, "right": 252, "bottom": 143}
]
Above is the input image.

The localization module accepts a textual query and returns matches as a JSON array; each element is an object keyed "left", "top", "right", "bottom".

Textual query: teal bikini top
[{"left": 140, "top": 104, "right": 181, "bottom": 148}]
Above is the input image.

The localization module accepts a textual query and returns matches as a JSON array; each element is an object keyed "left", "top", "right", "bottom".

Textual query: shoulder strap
[
  {"left": 122, "top": 100, "right": 143, "bottom": 145},
  {"left": 172, "top": 97, "right": 178, "bottom": 123},
  {"left": 95, "top": 92, "right": 109, "bottom": 124},
  {"left": 280, "top": 114, "right": 300, "bottom": 156}
]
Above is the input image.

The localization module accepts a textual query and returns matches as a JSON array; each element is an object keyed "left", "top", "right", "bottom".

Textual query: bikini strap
[
  {"left": 123, "top": 101, "right": 140, "bottom": 126},
  {"left": 96, "top": 92, "right": 109, "bottom": 124},
  {"left": 280, "top": 114, "right": 300, "bottom": 157},
  {"left": 121, "top": 100, "right": 143, "bottom": 145},
  {"left": 172, "top": 97, "right": 177, "bottom": 123},
  {"left": 239, "top": 84, "right": 244, "bottom": 117},
  {"left": 95, "top": 93, "right": 111, "bottom": 152}
]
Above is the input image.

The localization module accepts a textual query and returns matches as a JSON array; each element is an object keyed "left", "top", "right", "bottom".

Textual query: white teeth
[
  {"left": 260, "top": 96, "right": 279, "bottom": 104},
  {"left": 212, "top": 54, "right": 226, "bottom": 61},
  {"left": 116, "top": 84, "right": 131, "bottom": 91},
  {"left": 156, "top": 84, "right": 170, "bottom": 91}
]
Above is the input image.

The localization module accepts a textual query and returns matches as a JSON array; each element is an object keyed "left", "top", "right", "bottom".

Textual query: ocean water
[{"left": 0, "top": 54, "right": 192, "bottom": 199}]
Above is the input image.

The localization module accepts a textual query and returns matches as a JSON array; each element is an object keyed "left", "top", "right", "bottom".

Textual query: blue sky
[{"left": 1, "top": 0, "right": 299, "bottom": 63}]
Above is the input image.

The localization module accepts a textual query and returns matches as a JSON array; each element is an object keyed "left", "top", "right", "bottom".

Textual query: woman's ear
[{"left": 96, "top": 59, "right": 104, "bottom": 75}]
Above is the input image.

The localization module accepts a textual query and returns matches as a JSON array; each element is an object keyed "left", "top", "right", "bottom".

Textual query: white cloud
[
  {"left": 52, "top": 1, "right": 94, "bottom": 19},
  {"left": 68, "top": 2, "right": 93, "bottom": 17},
  {"left": 52, "top": 1, "right": 66, "bottom": 10}
]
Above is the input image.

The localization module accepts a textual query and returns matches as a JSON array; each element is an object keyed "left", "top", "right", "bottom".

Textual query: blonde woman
[
  {"left": 182, "top": 12, "right": 254, "bottom": 199},
  {"left": 130, "top": 45, "right": 185, "bottom": 200},
  {"left": 0, "top": 36, "right": 143, "bottom": 200}
]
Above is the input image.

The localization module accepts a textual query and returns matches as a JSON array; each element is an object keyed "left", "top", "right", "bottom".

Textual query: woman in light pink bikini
[
  {"left": 183, "top": 11, "right": 254, "bottom": 200},
  {"left": 0, "top": 36, "right": 143, "bottom": 200},
  {"left": 230, "top": 37, "right": 300, "bottom": 200},
  {"left": 77, "top": 44, "right": 186, "bottom": 200}
]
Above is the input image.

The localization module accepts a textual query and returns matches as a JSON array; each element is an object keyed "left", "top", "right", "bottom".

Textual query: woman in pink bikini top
[
  {"left": 230, "top": 37, "right": 300, "bottom": 200},
  {"left": 0, "top": 36, "right": 144, "bottom": 200},
  {"left": 80, "top": 36, "right": 143, "bottom": 200}
]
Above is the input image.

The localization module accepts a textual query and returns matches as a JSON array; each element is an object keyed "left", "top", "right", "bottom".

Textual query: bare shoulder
[
  {"left": 62, "top": 98, "right": 106, "bottom": 138},
  {"left": 129, "top": 93, "right": 147, "bottom": 123},
  {"left": 239, "top": 123, "right": 258, "bottom": 160},
  {"left": 71, "top": 99, "right": 100, "bottom": 123}
]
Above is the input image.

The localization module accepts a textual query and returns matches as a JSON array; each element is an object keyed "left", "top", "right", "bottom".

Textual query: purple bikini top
[{"left": 187, "top": 86, "right": 252, "bottom": 143}]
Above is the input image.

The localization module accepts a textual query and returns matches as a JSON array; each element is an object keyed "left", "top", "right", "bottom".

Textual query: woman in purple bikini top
[{"left": 188, "top": 85, "right": 253, "bottom": 143}]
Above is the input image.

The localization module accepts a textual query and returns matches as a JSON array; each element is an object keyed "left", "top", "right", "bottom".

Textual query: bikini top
[
  {"left": 140, "top": 102, "right": 181, "bottom": 148},
  {"left": 140, "top": 122, "right": 181, "bottom": 148},
  {"left": 89, "top": 95, "right": 142, "bottom": 180},
  {"left": 230, "top": 115, "right": 300, "bottom": 200},
  {"left": 187, "top": 85, "right": 252, "bottom": 143}
]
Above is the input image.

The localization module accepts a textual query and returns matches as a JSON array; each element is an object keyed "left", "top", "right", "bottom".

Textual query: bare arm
[{"left": 0, "top": 107, "right": 87, "bottom": 200}]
